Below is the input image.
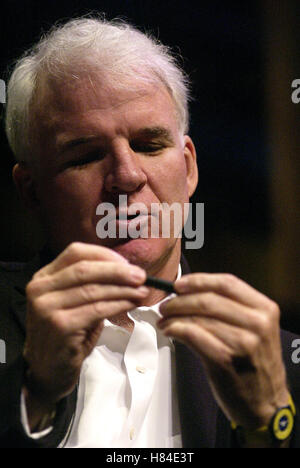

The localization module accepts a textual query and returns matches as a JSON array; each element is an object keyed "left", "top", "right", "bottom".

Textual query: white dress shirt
[{"left": 22, "top": 267, "right": 182, "bottom": 448}]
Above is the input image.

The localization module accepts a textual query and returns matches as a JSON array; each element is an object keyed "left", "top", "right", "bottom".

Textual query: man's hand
[
  {"left": 158, "top": 273, "right": 290, "bottom": 431},
  {"left": 23, "top": 242, "right": 148, "bottom": 429}
]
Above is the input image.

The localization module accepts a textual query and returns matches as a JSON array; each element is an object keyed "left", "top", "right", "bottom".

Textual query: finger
[
  {"left": 160, "top": 314, "right": 258, "bottom": 357},
  {"left": 37, "top": 284, "right": 150, "bottom": 310},
  {"left": 159, "top": 292, "right": 264, "bottom": 331},
  {"left": 159, "top": 316, "right": 232, "bottom": 365},
  {"left": 159, "top": 314, "right": 283, "bottom": 382},
  {"left": 29, "top": 261, "right": 146, "bottom": 296},
  {"left": 35, "top": 242, "right": 128, "bottom": 277},
  {"left": 55, "top": 300, "right": 138, "bottom": 332},
  {"left": 175, "top": 273, "right": 274, "bottom": 310}
]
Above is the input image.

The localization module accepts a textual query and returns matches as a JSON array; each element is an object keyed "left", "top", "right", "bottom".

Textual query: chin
[{"left": 111, "top": 236, "right": 180, "bottom": 272}]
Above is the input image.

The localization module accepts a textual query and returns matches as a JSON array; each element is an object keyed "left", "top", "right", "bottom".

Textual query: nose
[{"left": 104, "top": 142, "right": 147, "bottom": 194}]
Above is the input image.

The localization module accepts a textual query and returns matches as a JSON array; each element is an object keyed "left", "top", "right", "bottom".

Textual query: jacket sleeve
[
  {"left": 0, "top": 354, "right": 77, "bottom": 448},
  {"left": 0, "top": 263, "right": 77, "bottom": 448}
]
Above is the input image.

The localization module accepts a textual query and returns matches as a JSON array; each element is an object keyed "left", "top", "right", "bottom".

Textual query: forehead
[{"left": 31, "top": 76, "right": 180, "bottom": 143}]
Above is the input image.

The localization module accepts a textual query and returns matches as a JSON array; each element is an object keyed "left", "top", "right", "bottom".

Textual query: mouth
[
  {"left": 95, "top": 200, "right": 163, "bottom": 243},
  {"left": 116, "top": 212, "right": 143, "bottom": 221},
  {"left": 116, "top": 206, "right": 150, "bottom": 219},
  {"left": 96, "top": 210, "right": 153, "bottom": 242},
  {"left": 114, "top": 213, "right": 150, "bottom": 228},
  {"left": 112, "top": 205, "right": 156, "bottom": 227}
]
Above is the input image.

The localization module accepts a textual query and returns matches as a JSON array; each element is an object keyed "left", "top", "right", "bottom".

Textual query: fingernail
[
  {"left": 175, "top": 277, "right": 189, "bottom": 292},
  {"left": 130, "top": 267, "right": 146, "bottom": 282},
  {"left": 137, "top": 286, "right": 149, "bottom": 295}
]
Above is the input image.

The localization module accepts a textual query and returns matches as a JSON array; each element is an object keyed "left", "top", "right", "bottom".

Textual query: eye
[
  {"left": 131, "top": 141, "right": 163, "bottom": 154},
  {"left": 64, "top": 151, "right": 102, "bottom": 169}
]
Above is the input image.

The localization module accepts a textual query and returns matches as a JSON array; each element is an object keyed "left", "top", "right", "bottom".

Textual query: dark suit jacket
[{"left": 0, "top": 252, "right": 300, "bottom": 448}]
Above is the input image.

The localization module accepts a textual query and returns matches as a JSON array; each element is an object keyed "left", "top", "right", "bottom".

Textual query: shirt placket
[{"left": 122, "top": 315, "right": 158, "bottom": 445}]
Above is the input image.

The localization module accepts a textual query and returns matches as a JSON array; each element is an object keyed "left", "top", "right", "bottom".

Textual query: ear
[
  {"left": 183, "top": 135, "right": 198, "bottom": 198},
  {"left": 12, "top": 162, "right": 40, "bottom": 211}
]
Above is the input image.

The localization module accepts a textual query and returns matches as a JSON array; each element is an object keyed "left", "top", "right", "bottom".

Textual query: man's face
[{"left": 24, "top": 77, "right": 198, "bottom": 273}]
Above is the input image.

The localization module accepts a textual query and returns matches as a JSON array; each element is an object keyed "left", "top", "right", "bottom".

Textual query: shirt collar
[{"left": 104, "top": 263, "right": 181, "bottom": 328}]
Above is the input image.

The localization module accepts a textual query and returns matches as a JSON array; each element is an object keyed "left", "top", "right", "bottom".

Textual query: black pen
[{"left": 144, "top": 276, "right": 175, "bottom": 294}]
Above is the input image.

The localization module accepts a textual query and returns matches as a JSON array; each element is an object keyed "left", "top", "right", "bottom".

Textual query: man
[{"left": 0, "top": 16, "right": 299, "bottom": 448}]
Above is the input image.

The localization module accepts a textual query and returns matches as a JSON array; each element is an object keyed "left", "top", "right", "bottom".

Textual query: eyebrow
[
  {"left": 133, "top": 126, "right": 175, "bottom": 143},
  {"left": 58, "top": 136, "right": 98, "bottom": 154}
]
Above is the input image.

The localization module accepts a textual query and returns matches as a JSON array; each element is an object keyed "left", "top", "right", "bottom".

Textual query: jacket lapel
[
  {"left": 175, "top": 342, "right": 219, "bottom": 447},
  {"left": 176, "top": 255, "right": 231, "bottom": 447}
]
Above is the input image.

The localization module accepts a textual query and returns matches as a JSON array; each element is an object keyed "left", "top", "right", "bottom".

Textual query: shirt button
[{"left": 136, "top": 365, "right": 146, "bottom": 374}]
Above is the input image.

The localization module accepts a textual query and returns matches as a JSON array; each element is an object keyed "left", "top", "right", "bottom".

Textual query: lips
[
  {"left": 116, "top": 212, "right": 142, "bottom": 221},
  {"left": 95, "top": 201, "right": 161, "bottom": 242},
  {"left": 116, "top": 206, "right": 150, "bottom": 220},
  {"left": 114, "top": 213, "right": 150, "bottom": 228}
]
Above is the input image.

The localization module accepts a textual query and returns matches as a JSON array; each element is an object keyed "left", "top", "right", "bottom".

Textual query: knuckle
[
  {"left": 68, "top": 241, "right": 83, "bottom": 253},
  {"left": 26, "top": 278, "right": 43, "bottom": 299},
  {"left": 182, "top": 322, "right": 198, "bottom": 342},
  {"left": 89, "top": 300, "right": 105, "bottom": 316},
  {"left": 239, "top": 332, "right": 260, "bottom": 355},
  {"left": 48, "top": 311, "right": 67, "bottom": 334},
  {"left": 192, "top": 275, "right": 204, "bottom": 289},
  {"left": 32, "top": 295, "right": 48, "bottom": 314},
  {"left": 74, "top": 260, "right": 90, "bottom": 281},
  {"left": 195, "top": 292, "right": 215, "bottom": 312},
  {"left": 219, "top": 273, "right": 238, "bottom": 293},
  {"left": 267, "top": 300, "right": 280, "bottom": 320},
  {"left": 79, "top": 283, "right": 99, "bottom": 302},
  {"left": 65, "top": 242, "right": 84, "bottom": 260},
  {"left": 191, "top": 293, "right": 207, "bottom": 312},
  {"left": 253, "top": 314, "right": 272, "bottom": 339},
  {"left": 32, "top": 264, "right": 49, "bottom": 280},
  {"left": 25, "top": 280, "right": 36, "bottom": 298}
]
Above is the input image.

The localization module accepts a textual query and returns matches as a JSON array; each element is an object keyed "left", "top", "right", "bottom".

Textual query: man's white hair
[{"left": 5, "top": 15, "right": 191, "bottom": 163}]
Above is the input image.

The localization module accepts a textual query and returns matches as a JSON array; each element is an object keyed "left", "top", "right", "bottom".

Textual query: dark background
[{"left": 0, "top": 1, "right": 299, "bottom": 331}]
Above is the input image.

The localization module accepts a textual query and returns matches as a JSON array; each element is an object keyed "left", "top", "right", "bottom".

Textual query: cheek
[
  {"left": 147, "top": 155, "right": 189, "bottom": 203},
  {"left": 37, "top": 170, "right": 101, "bottom": 215}
]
